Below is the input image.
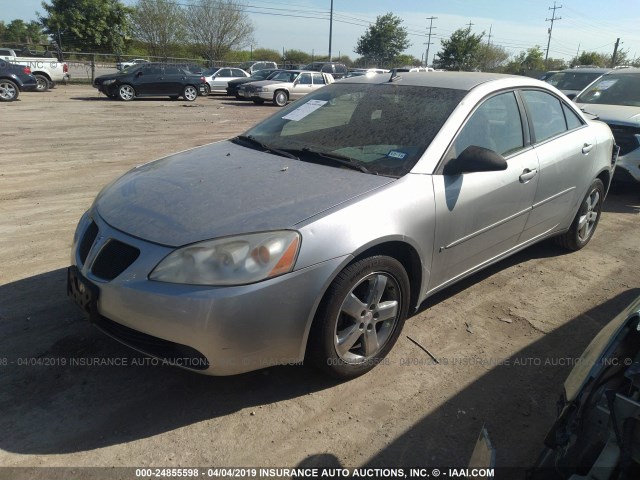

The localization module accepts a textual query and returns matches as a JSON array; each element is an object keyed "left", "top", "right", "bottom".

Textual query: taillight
[
  {"left": 63, "top": 63, "right": 68, "bottom": 73},
  {"left": 200, "top": 76, "right": 205, "bottom": 83},
  {"left": 23, "top": 66, "right": 31, "bottom": 74}
]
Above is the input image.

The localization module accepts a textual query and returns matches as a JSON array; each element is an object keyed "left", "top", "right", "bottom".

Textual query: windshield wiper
[
  {"left": 292, "top": 147, "right": 374, "bottom": 174},
  {"left": 580, "top": 107, "right": 600, "bottom": 120},
  {"left": 234, "top": 135, "right": 300, "bottom": 160}
]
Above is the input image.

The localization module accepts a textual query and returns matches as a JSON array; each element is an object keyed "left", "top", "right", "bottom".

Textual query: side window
[
  {"left": 312, "top": 73, "right": 325, "bottom": 85},
  {"left": 0, "top": 49, "right": 12, "bottom": 56},
  {"left": 450, "top": 92, "right": 524, "bottom": 159},
  {"left": 217, "top": 69, "right": 231, "bottom": 77},
  {"left": 298, "top": 73, "right": 312, "bottom": 85},
  {"left": 522, "top": 90, "right": 568, "bottom": 143},
  {"left": 164, "top": 65, "right": 180, "bottom": 75},
  {"left": 142, "top": 65, "right": 162, "bottom": 75},
  {"left": 562, "top": 103, "right": 584, "bottom": 130},
  {"left": 231, "top": 69, "right": 244, "bottom": 76}
]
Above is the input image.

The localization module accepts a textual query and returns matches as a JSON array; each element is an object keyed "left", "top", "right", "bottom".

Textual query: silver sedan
[{"left": 68, "top": 72, "right": 617, "bottom": 379}]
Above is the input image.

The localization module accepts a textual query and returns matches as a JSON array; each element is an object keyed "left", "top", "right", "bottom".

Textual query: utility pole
[
  {"left": 545, "top": 2, "right": 562, "bottom": 61},
  {"left": 487, "top": 25, "right": 492, "bottom": 45},
  {"left": 424, "top": 16, "right": 437, "bottom": 67},
  {"left": 328, "top": 0, "right": 334, "bottom": 61},
  {"left": 611, "top": 38, "right": 621, "bottom": 67},
  {"left": 466, "top": 21, "right": 474, "bottom": 32}
]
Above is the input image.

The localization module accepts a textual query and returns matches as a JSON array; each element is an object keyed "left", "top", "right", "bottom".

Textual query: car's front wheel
[
  {"left": 0, "top": 79, "right": 19, "bottom": 102},
  {"left": 117, "top": 84, "right": 135, "bottom": 101},
  {"left": 273, "top": 90, "right": 288, "bottom": 107},
  {"left": 204, "top": 84, "right": 211, "bottom": 95},
  {"left": 307, "top": 256, "right": 410, "bottom": 379},
  {"left": 183, "top": 85, "right": 198, "bottom": 101},
  {"left": 556, "top": 178, "right": 604, "bottom": 250},
  {"left": 252, "top": 99, "right": 264, "bottom": 105}
]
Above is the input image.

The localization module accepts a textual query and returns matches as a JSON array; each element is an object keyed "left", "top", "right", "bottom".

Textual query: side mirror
[
  {"left": 443, "top": 146, "right": 508, "bottom": 175},
  {"left": 135, "top": 71, "right": 143, "bottom": 77}
]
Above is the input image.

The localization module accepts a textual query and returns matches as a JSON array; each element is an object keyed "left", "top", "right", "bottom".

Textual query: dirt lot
[{"left": 1, "top": 85, "right": 639, "bottom": 474}]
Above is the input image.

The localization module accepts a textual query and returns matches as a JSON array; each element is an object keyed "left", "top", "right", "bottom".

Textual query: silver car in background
[
  {"left": 575, "top": 68, "right": 640, "bottom": 184},
  {"left": 239, "top": 69, "right": 334, "bottom": 106},
  {"left": 68, "top": 72, "right": 617, "bottom": 379}
]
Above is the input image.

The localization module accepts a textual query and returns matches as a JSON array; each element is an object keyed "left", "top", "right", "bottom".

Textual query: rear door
[
  {"left": 518, "top": 90, "right": 596, "bottom": 241},
  {"left": 429, "top": 91, "right": 539, "bottom": 291},
  {"left": 162, "top": 65, "right": 186, "bottom": 95}
]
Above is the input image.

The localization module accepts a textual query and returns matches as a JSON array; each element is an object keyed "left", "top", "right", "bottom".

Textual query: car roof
[
  {"left": 556, "top": 67, "right": 611, "bottom": 73},
  {"left": 600, "top": 67, "right": 640, "bottom": 75},
  {"left": 339, "top": 71, "right": 529, "bottom": 91}
]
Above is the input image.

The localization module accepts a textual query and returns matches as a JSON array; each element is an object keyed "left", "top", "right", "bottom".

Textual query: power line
[
  {"left": 424, "top": 16, "right": 437, "bottom": 67},
  {"left": 545, "top": 1, "right": 562, "bottom": 61}
]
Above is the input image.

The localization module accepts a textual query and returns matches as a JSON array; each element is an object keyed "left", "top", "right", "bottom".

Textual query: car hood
[
  {"left": 576, "top": 103, "right": 640, "bottom": 126},
  {"left": 94, "top": 141, "right": 394, "bottom": 247}
]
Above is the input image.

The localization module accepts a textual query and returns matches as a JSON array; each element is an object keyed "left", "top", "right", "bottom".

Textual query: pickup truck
[{"left": 0, "top": 47, "right": 69, "bottom": 91}]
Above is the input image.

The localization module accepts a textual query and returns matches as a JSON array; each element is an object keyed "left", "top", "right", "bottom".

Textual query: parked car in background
[
  {"left": 93, "top": 63, "right": 206, "bottom": 101},
  {"left": 0, "top": 60, "right": 37, "bottom": 101},
  {"left": 543, "top": 67, "right": 611, "bottom": 99},
  {"left": 302, "top": 61, "right": 348, "bottom": 79},
  {"left": 239, "top": 69, "right": 334, "bottom": 106},
  {"left": 237, "top": 60, "right": 278, "bottom": 75},
  {"left": 0, "top": 47, "right": 69, "bottom": 91},
  {"left": 575, "top": 68, "right": 640, "bottom": 183},
  {"left": 538, "top": 70, "right": 560, "bottom": 82},
  {"left": 226, "top": 69, "right": 281, "bottom": 99},
  {"left": 69, "top": 72, "right": 616, "bottom": 380},
  {"left": 203, "top": 67, "right": 249, "bottom": 94},
  {"left": 116, "top": 58, "right": 149, "bottom": 71},
  {"left": 530, "top": 294, "right": 640, "bottom": 478}
]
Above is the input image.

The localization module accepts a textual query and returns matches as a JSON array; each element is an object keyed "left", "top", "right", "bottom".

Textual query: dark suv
[
  {"left": 0, "top": 60, "right": 37, "bottom": 102},
  {"left": 302, "top": 62, "right": 348, "bottom": 79},
  {"left": 93, "top": 63, "right": 206, "bottom": 101}
]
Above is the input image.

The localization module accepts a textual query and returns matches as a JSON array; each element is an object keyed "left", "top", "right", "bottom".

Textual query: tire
[
  {"left": 307, "top": 256, "right": 410, "bottom": 379},
  {"left": 252, "top": 99, "right": 264, "bottom": 105},
  {"left": 235, "top": 93, "right": 242, "bottom": 100},
  {"left": 117, "top": 84, "right": 135, "bottom": 101},
  {"left": 555, "top": 178, "right": 604, "bottom": 251},
  {"left": 204, "top": 84, "right": 211, "bottom": 95},
  {"left": 0, "top": 79, "right": 19, "bottom": 102},
  {"left": 273, "top": 90, "right": 288, "bottom": 107},
  {"left": 183, "top": 85, "right": 198, "bottom": 101},
  {"left": 48, "top": 80, "right": 56, "bottom": 89},
  {"left": 34, "top": 74, "right": 49, "bottom": 92}
]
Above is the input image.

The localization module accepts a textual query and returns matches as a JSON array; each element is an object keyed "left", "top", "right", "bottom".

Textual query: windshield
[
  {"left": 546, "top": 71, "right": 606, "bottom": 91},
  {"left": 575, "top": 73, "right": 640, "bottom": 106},
  {"left": 241, "top": 83, "right": 465, "bottom": 177},
  {"left": 120, "top": 64, "right": 145, "bottom": 75}
]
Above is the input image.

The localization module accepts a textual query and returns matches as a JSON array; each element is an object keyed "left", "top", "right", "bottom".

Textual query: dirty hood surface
[{"left": 95, "top": 141, "right": 393, "bottom": 247}]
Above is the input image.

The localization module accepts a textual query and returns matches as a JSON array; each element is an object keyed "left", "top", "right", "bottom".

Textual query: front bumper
[
  {"left": 614, "top": 147, "right": 640, "bottom": 183},
  {"left": 69, "top": 211, "right": 345, "bottom": 375}
]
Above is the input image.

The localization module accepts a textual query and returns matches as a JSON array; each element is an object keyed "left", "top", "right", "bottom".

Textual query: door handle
[
  {"left": 519, "top": 168, "right": 538, "bottom": 183},
  {"left": 582, "top": 143, "right": 594, "bottom": 154}
]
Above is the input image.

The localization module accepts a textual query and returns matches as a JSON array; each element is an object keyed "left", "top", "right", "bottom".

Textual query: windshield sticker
[
  {"left": 282, "top": 100, "right": 327, "bottom": 121},
  {"left": 594, "top": 79, "right": 618, "bottom": 91},
  {"left": 387, "top": 150, "right": 408, "bottom": 160}
]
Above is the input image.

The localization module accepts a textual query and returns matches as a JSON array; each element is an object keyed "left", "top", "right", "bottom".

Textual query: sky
[{"left": 2, "top": 0, "right": 639, "bottom": 64}]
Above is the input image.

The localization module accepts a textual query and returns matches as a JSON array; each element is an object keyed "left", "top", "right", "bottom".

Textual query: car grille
[
  {"left": 91, "top": 239, "right": 140, "bottom": 281},
  {"left": 608, "top": 124, "right": 640, "bottom": 156},
  {"left": 78, "top": 221, "right": 99, "bottom": 265}
]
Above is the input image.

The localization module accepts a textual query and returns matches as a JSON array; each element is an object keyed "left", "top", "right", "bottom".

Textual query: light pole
[{"left": 328, "top": 0, "right": 334, "bottom": 61}]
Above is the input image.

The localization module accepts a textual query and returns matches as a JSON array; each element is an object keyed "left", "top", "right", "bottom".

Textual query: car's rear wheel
[
  {"left": 252, "top": 99, "right": 264, "bottom": 105},
  {"left": 117, "top": 84, "right": 135, "bottom": 101},
  {"left": 34, "top": 74, "right": 49, "bottom": 92},
  {"left": 555, "top": 178, "right": 604, "bottom": 250},
  {"left": 0, "top": 79, "right": 19, "bottom": 102},
  {"left": 273, "top": 90, "right": 288, "bottom": 107},
  {"left": 307, "top": 256, "right": 410, "bottom": 379},
  {"left": 204, "top": 84, "right": 211, "bottom": 95},
  {"left": 183, "top": 85, "right": 198, "bottom": 101}
]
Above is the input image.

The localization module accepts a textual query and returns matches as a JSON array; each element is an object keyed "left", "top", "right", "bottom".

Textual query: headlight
[
  {"left": 102, "top": 79, "right": 116, "bottom": 86},
  {"left": 149, "top": 231, "right": 300, "bottom": 285}
]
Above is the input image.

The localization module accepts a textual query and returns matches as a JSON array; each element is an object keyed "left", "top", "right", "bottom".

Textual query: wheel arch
[
  {"left": 31, "top": 71, "right": 51, "bottom": 81},
  {"left": 300, "top": 239, "right": 424, "bottom": 360}
]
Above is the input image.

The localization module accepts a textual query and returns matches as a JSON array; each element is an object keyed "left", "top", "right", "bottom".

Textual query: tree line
[{"left": 2, "top": 2, "right": 637, "bottom": 70}]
